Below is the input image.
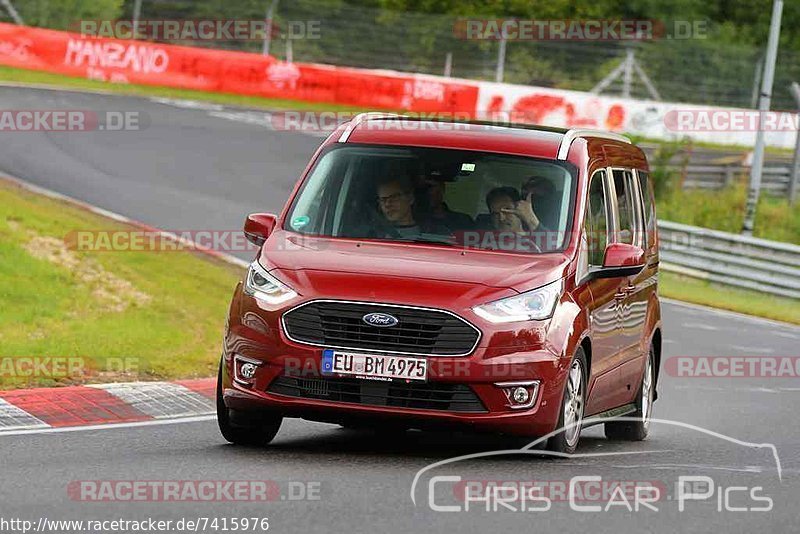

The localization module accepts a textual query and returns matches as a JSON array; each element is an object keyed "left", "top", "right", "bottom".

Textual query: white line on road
[
  {"left": 680, "top": 322, "right": 719, "bottom": 331},
  {"left": 662, "top": 298, "right": 800, "bottom": 331},
  {"left": 729, "top": 345, "right": 776, "bottom": 354},
  {"left": 0, "top": 414, "right": 215, "bottom": 437}
]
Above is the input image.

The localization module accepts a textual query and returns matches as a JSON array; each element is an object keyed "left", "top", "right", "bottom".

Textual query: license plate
[{"left": 321, "top": 349, "right": 427, "bottom": 382}]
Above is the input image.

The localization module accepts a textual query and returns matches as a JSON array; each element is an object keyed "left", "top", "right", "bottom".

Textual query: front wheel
[
  {"left": 605, "top": 345, "right": 655, "bottom": 441},
  {"left": 217, "top": 361, "right": 282, "bottom": 446},
  {"left": 546, "top": 347, "right": 587, "bottom": 455}
]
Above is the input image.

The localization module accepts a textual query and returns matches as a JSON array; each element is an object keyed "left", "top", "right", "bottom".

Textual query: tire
[
  {"left": 216, "top": 360, "right": 282, "bottom": 446},
  {"left": 605, "top": 345, "right": 655, "bottom": 441},
  {"left": 546, "top": 347, "right": 588, "bottom": 455}
]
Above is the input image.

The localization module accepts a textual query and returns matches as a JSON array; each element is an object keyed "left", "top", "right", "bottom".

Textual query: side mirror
[
  {"left": 595, "top": 243, "right": 645, "bottom": 279},
  {"left": 244, "top": 213, "right": 277, "bottom": 246}
]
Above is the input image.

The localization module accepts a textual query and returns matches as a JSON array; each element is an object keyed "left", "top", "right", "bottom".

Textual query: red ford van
[{"left": 218, "top": 114, "right": 662, "bottom": 453}]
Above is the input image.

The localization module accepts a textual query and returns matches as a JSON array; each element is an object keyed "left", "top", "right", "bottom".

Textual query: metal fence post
[
  {"left": 742, "top": 0, "right": 783, "bottom": 235},
  {"left": 495, "top": 36, "right": 506, "bottom": 83},
  {"left": 724, "top": 165, "right": 735, "bottom": 187},
  {"left": 262, "top": 0, "right": 280, "bottom": 56},
  {"left": 132, "top": 0, "right": 142, "bottom": 27},
  {"left": 789, "top": 82, "right": 800, "bottom": 205},
  {"left": 443, "top": 52, "right": 452, "bottom": 77},
  {"left": 0, "top": 0, "right": 24, "bottom": 25}
]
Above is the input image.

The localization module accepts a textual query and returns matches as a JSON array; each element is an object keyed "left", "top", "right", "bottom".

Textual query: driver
[
  {"left": 376, "top": 175, "right": 421, "bottom": 238},
  {"left": 366, "top": 175, "right": 449, "bottom": 239}
]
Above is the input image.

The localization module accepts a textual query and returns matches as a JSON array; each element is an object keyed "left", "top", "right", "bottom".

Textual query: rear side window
[
  {"left": 638, "top": 171, "right": 656, "bottom": 249},
  {"left": 586, "top": 170, "right": 609, "bottom": 267},
  {"left": 611, "top": 169, "right": 637, "bottom": 245}
]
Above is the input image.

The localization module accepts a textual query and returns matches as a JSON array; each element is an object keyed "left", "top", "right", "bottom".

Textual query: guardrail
[
  {"left": 669, "top": 164, "right": 793, "bottom": 195},
  {"left": 658, "top": 220, "right": 800, "bottom": 300}
]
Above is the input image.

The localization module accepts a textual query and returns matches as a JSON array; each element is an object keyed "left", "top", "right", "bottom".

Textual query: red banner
[{"left": 0, "top": 23, "right": 478, "bottom": 114}]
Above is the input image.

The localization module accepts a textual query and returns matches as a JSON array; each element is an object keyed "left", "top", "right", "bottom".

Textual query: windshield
[{"left": 284, "top": 145, "right": 576, "bottom": 253}]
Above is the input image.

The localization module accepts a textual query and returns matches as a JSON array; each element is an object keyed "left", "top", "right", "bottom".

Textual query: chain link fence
[{"left": 3, "top": 0, "right": 800, "bottom": 109}]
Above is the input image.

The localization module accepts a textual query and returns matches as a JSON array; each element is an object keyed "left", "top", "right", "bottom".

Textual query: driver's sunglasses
[{"left": 377, "top": 191, "right": 410, "bottom": 205}]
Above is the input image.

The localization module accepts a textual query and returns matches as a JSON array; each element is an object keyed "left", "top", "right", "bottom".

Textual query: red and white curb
[{"left": 0, "top": 379, "right": 215, "bottom": 433}]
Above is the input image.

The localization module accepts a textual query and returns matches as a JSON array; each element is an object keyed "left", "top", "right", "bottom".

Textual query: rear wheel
[
  {"left": 605, "top": 345, "right": 655, "bottom": 441},
  {"left": 546, "top": 347, "right": 587, "bottom": 454},
  {"left": 217, "top": 361, "right": 282, "bottom": 446}
]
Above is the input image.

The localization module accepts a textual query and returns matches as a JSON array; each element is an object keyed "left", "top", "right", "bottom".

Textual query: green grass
[
  {"left": 659, "top": 271, "right": 800, "bottom": 325},
  {"left": 0, "top": 65, "right": 370, "bottom": 113},
  {"left": 0, "top": 179, "right": 242, "bottom": 389},
  {"left": 656, "top": 183, "right": 800, "bottom": 244}
]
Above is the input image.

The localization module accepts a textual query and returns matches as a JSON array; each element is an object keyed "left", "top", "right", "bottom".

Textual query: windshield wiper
[{"left": 396, "top": 236, "right": 458, "bottom": 246}]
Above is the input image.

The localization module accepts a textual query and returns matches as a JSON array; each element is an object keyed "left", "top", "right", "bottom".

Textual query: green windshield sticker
[{"left": 291, "top": 215, "right": 310, "bottom": 229}]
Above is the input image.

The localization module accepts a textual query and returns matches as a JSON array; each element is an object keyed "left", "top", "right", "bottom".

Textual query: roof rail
[
  {"left": 556, "top": 129, "right": 631, "bottom": 160},
  {"left": 337, "top": 112, "right": 402, "bottom": 143}
]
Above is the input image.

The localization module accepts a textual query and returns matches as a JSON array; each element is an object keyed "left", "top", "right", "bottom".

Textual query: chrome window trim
[
  {"left": 337, "top": 112, "right": 401, "bottom": 143},
  {"left": 632, "top": 169, "right": 652, "bottom": 249},
  {"left": 575, "top": 168, "right": 609, "bottom": 285},
  {"left": 556, "top": 129, "right": 631, "bottom": 160},
  {"left": 608, "top": 167, "right": 644, "bottom": 249},
  {"left": 629, "top": 168, "right": 647, "bottom": 249},
  {"left": 281, "top": 299, "right": 482, "bottom": 357}
]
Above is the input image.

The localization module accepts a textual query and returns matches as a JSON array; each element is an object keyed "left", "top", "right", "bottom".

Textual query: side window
[
  {"left": 586, "top": 170, "right": 609, "bottom": 267},
  {"left": 638, "top": 171, "right": 656, "bottom": 249},
  {"left": 611, "top": 169, "right": 637, "bottom": 245}
]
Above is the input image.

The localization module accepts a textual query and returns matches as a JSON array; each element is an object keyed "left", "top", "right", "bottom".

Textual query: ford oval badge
[{"left": 362, "top": 312, "right": 399, "bottom": 328}]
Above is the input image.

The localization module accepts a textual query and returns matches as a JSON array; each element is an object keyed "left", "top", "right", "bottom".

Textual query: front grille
[
  {"left": 282, "top": 301, "right": 480, "bottom": 356},
  {"left": 268, "top": 376, "right": 487, "bottom": 413}
]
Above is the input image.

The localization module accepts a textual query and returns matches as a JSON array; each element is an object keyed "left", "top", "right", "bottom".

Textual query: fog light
[
  {"left": 512, "top": 386, "right": 530, "bottom": 404},
  {"left": 240, "top": 363, "right": 257, "bottom": 379},
  {"left": 233, "top": 354, "right": 262, "bottom": 386},
  {"left": 495, "top": 381, "right": 540, "bottom": 410}
]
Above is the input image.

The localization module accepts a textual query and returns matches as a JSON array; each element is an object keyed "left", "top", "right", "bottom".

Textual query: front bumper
[{"left": 222, "top": 286, "right": 571, "bottom": 437}]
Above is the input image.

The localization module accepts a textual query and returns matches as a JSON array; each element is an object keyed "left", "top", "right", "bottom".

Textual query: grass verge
[
  {"left": 656, "top": 183, "right": 800, "bottom": 245},
  {"left": 659, "top": 271, "right": 800, "bottom": 325},
  {"left": 0, "top": 65, "right": 370, "bottom": 113},
  {"left": 0, "top": 178, "right": 242, "bottom": 389}
]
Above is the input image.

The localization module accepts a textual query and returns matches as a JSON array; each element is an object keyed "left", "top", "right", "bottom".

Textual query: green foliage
[
  {"left": 645, "top": 136, "right": 694, "bottom": 198},
  {"left": 15, "top": 0, "right": 123, "bottom": 30},
  {"left": 656, "top": 183, "right": 800, "bottom": 244}
]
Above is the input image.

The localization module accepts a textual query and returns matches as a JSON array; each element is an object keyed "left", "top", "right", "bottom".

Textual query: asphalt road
[{"left": 1, "top": 86, "right": 799, "bottom": 534}]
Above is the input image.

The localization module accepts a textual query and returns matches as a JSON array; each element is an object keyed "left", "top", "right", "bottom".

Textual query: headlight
[
  {"left": 244, "top": 260, "right": 298, "bottom": 305},
  {"left": 473, "top": 280, "right": 562, "bottom": 323}
]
